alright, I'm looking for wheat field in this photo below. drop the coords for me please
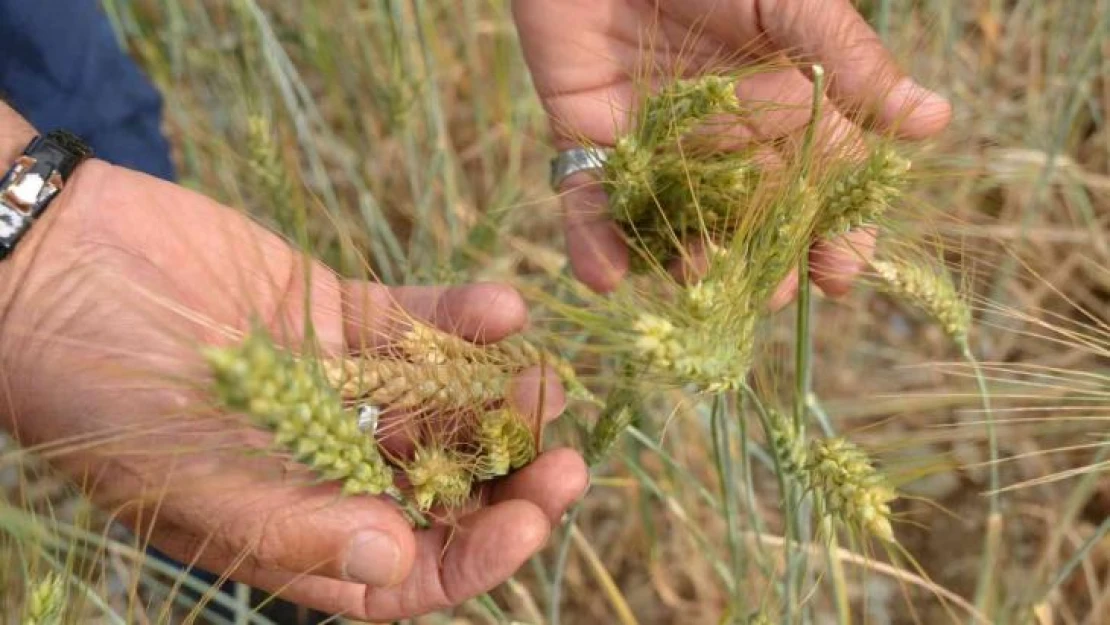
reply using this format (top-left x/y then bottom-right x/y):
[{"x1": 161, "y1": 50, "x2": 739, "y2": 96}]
[{"x1": 3, "y1": 1, "x2": 1110, "y2": 624}]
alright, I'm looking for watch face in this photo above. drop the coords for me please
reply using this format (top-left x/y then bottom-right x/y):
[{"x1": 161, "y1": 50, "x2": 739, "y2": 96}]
[{"x1": 6, "y1": 172, "x2": 45, "y2": 208}]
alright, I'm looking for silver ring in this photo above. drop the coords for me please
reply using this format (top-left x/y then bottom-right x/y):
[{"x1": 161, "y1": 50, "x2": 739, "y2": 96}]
[{"x1": 549, "y1": 146, "x2": 609, "y2": 191}]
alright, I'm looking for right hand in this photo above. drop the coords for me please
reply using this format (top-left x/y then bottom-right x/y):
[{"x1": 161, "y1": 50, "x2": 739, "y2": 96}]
[{"x1": 513, "y1": 0, "x2": 952, "y2": 298}]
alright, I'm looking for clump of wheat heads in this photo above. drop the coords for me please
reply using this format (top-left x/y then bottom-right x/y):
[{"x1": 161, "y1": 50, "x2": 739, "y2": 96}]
[
  {"x1": 583, "y1": 73, "x2": 914, "y2": 394},
  {"x1": 205, "y1": 322, "x2": 558, "y2": 511},
  {"x1": 203, "y1": 327, "x2": 395, "y2": 496},
  {"x1": 602, "y1": 74, "x2": 757, "y2": 269}
]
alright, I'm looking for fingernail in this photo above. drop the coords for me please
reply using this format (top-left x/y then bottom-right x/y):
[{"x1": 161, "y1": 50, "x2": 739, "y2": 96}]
[{"x1": 344, "y1": 530, "x2": 401, "y2": 587}]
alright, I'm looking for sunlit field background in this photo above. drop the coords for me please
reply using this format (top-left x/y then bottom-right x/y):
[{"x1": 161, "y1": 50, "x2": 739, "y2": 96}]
[{"x1": 4, "y1": 1, "x2": 1110, "y2": 623}]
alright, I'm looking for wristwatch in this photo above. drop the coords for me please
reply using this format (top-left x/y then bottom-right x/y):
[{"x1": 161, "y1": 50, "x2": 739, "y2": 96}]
[{"x1": 0, "y1": 130, "x2": 93, "y2": 260}]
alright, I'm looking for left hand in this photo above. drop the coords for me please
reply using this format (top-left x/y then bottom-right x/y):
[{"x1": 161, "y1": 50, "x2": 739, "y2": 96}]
[{"x1": 0, "y1": 150, "x2": 587, "y2": 619}]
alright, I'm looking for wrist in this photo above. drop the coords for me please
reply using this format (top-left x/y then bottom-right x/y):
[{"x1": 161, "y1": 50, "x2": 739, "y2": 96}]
[{"x1": 0, "y1": 102, "x2": 99, "y2": 302}]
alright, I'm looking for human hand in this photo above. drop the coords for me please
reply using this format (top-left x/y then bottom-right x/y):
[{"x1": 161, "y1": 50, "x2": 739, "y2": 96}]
[
  {"x1": 513, "y1": 0, "x2": 952, "y2": 298},
  {"x1": 0, "y1": 133, "x2": 587, "y2": 619}
]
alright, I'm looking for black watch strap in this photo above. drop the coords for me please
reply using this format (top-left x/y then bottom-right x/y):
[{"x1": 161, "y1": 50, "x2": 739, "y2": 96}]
[{"x1": 0, "y1": 130, "x2": 93, "y2": 259}]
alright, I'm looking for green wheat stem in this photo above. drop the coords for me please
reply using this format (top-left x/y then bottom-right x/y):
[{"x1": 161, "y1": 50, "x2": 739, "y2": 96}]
[
  {"x1": 387, "y1": 491, "x2": 431, "y2": 529},
  {"x1": 799, "y1": 64, "x2": 826, "y2": 182},
  {"x1": 736, "y1": 392, "x2": 773, "y2": 570},
  {"x1": 747, "y1": 386, "x2": 799, "y2": 618},
  {"x1": 628, "y1": 419, "x2": 773, "y2": 577},
  {"x1": 622, "y1": 455, "x2": 737, "y2": 589},
  {"x1": 794, "y1": 268, "x2": 814, "y2": 431},
  {"x1": 783, "y1": 63, "x2": 825, "y2": 621},
  {"x1": 709, "y1": 394, "x2": 745, "y2": 615},
  {"x1": 804, "y1": 392, "x2": 836, "y2": 438},
  {"x1": 547, "y1": 504, "x2": 582, "y2": 625},
  {"x1": 1028, "y1": 445, "x2": 1110, "y2": 609},
  {"x1": 962, "y1": 340, "x2": 1000, "y2": 619},
  {"x1": 1040, "y1": 516, "x2": 1110, "y2": 603},
  {"x1": 793, "y1": 62, "x2": 824, "y2": 437}
]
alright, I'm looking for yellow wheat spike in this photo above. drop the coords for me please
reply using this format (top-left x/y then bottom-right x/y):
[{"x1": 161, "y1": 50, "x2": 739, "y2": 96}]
[
  {"x1": 872, "y1": 258, "x2": 971, "y2": 344},
  {"x1": 323, "y1": 356, "x2": 507, "y2": 411}
]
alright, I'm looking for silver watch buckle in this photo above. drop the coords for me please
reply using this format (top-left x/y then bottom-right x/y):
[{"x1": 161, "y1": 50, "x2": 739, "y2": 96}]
[{"x1": 1, "y1": 156, "x2": 63, "y2": 215}]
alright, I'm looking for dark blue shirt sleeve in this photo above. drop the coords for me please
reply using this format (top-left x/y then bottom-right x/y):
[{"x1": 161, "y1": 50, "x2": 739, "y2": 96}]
[{"x1": 0, "y1": 0, "x2": 176, "y2": 181}]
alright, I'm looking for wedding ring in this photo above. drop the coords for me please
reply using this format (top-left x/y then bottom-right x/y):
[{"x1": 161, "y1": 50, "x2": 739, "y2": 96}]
[{"x1": 549, "y1": 146, "x2": 609, "y2": 191}]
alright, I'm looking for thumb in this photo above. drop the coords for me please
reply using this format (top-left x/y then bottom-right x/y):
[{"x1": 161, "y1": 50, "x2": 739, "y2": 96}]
[
  {"x1": 755, "y1": 0, "x2": 951, "y2": 139},
  {"x1": 143, "y1": 464, "x2": 418, "y2": 589}
]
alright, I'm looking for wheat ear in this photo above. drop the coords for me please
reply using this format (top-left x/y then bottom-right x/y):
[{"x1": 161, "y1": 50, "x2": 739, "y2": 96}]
[
  {"x1": 872, "y1": 258, "x2": 971, "y2": 343},
  {"x1": 323, "y1": 356, "x2": 507, "y2": 411},
  {"x1": 22, "y1": 573, "x2": 65, "y2": 625},
  {"x1": 817, "y1": 145, "x2": 910, "y2": 237},
  {"x1": 405, "y1": 445, "x2": 473, "y2": 511},
  {"x1": 475, "y1": 409, "x2": 537, "y2": 480},
  {"x1": 203, "y1": 329, "x2": 394, "y2": 496},
  {"x1": 806, "y1": 437, "x2": 898, "y2": 543}
]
